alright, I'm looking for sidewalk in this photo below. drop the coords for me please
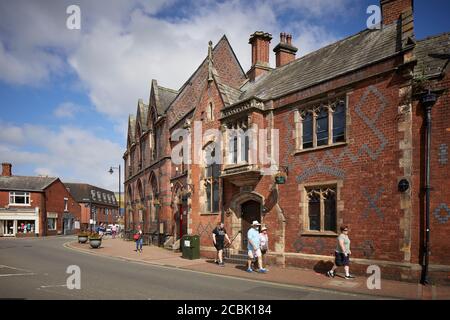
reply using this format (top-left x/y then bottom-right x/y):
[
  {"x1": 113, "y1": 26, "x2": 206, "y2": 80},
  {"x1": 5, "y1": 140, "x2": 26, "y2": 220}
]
[{"x1": 66, "y1": 237, "x2": 450, "y2": 300}]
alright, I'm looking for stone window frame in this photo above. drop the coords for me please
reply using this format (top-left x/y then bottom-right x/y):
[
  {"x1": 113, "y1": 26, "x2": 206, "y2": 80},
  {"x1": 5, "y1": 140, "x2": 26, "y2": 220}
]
[
  {"x1": 299, "y1": 180, "x2": 344, "y2": 236},
  {"x1": 294, "y1": 96, "x2": 348, "y2": 154},
  {"x1": 202, "y1": 141, "x2": 221, "y2": 215}
]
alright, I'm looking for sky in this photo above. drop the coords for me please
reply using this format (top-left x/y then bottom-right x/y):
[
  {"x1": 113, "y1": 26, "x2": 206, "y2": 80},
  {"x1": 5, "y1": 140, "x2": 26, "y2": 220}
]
[{"x1": 0, "y1": 0, "x2": 449, "y2": 192}]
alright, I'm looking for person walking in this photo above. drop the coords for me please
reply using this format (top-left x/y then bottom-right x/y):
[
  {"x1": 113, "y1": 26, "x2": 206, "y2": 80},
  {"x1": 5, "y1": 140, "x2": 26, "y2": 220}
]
[
  {"x1": 212, "y1": 222, "x2": 231, "y2": 267},
  {"x1": 259, "y1": 226, "x2": 269, "y2": 270},
  {"x1": 134, "y1": 225, "x2": 143, "y2": 253},
  {"x1": 327, "y1": 225, "x2": 355, "y2": 279},
  {"x1": 111, "y1": 223, "x2": 117, "y2": 239},
  {"x1": 246, "y1": 220, "x2": 267, "y2": 273}
]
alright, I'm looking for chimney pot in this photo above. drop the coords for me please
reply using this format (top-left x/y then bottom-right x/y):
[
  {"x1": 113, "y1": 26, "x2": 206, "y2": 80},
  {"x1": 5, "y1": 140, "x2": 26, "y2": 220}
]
[
  {"x1": 2, "y1": 163, "x2": 12, "y2": 177},
  {"x1": 273, "y1": 32, "x2": 298, "y2": 68}
]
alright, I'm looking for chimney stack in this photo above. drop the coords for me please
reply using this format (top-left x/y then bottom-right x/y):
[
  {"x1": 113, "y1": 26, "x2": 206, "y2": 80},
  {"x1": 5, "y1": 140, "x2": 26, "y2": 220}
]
[
  {"x1": 2, "y1": 163, "x2": 12, "y2": 177},
  {"x1": 247, "y1": 31, "x2": 272, "y2": 82},
  {"x1": 380, "y1": 0, "x2": 413, "y2": 26},
  {"x1": 273, "y1": 32, "x2": 298, "y2": 68}
]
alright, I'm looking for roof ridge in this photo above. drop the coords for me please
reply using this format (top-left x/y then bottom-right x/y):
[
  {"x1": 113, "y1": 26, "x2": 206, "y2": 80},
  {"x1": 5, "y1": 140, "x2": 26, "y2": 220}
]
[
  {"x1": 417, "y1": 31, "x2": 450, "y2": 42},
  {"x1": 157, "y1": 85, "x2": 178, "y2": 94}
]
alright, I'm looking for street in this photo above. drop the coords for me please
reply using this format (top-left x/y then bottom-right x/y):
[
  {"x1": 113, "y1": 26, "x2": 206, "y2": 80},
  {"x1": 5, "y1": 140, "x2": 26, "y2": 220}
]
[{"x1": 0, "y1": 237, "x2": 389, "y2": 300}]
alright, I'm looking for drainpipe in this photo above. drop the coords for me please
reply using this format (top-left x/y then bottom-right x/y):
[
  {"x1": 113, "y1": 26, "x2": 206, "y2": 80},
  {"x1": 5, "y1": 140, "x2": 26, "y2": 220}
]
[{"x1": 420, "y1": 90, "x2": 437, "y2": 285}]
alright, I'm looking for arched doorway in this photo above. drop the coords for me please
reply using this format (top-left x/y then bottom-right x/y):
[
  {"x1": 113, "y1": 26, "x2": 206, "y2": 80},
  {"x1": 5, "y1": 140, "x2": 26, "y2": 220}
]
[{"x1": 241, "y1": 200, "x2": 261, "y2": 250}]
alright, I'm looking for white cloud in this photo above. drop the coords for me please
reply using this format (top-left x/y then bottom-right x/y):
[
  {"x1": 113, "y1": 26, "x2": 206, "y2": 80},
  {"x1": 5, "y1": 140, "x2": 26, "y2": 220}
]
[
  {"x1": 0, "y1": 122, "x2": 123, "y2": 191},
  {"x1": 53, "y1": 102, "x2": 81, "y2": 118}
]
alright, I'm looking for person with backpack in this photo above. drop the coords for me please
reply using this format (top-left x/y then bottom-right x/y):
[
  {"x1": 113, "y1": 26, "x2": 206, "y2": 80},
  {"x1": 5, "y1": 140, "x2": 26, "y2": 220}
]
[{"x1": 134, "y1": 225, "x2": 143, "y2": 253}]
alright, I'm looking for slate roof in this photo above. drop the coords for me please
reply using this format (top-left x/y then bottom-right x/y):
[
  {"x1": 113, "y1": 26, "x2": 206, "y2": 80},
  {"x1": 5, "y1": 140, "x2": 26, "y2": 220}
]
[
  {"x1": 0, "y1": 176, "x2": 58, "y2": 192},
  {"x1": 64, "y1": 183, "x2": 117, "y2": 206},
  {"x1": 414, "y1": 32, "x2": 450, "y2": 78},
  {"x1": 157, "y1": 86, "x2": 178, "y2": 114},
  {"x1": 239, "y1": 23, "x2": 400, "y2": 101},
  {"x1": 137, "y1": 99, "x2": 149, "y2": 132},
  {"x1": 128, "y1": 115, "x2": 136, "y2": 144}
]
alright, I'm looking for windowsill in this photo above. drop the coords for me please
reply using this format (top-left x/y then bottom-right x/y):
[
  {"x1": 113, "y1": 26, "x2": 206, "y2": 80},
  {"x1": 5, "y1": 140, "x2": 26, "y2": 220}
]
[
  {"x1": 292, "y1": 141, "x2": 347, "y2": 155},
  {"x1": 200, "y1": 212, "x2": 220, "y2": 216},
  {"x1": 8, "y1": 204, "x2": 31, "y2": 207},
  {"x1": 301, "y1": 231, "x2": 338, "y2": 237}
]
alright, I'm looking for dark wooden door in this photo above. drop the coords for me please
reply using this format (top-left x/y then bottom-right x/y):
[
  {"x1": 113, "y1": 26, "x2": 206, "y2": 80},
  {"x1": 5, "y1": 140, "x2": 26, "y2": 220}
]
[{"x1": 241, "y1": 200, "x2": 261, "y2": 249}]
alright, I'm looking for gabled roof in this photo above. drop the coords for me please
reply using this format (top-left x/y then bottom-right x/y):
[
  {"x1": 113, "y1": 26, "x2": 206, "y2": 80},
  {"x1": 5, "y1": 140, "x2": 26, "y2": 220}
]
[
  {"x1": 136, "y1": 99, "x2": 149, "y2": 133},
  {"x1": 414, "y1": 32, "x2": 450, "y2": 78},
  {"x1": 239, "y1": 23, "x2": 400, "y2": 101},
  {"x1": 0, "y1": 176, "x2": 58, "y2": 192},
  {"x1": 64, "y1": 182, "x2": 117, "y2": 206},
  {"x1": 158, "y1": 85, "x2": 178, "y2": 114},
  {"x1": 127, "y1": 114, "x2": 136, "y2": 145},
  {"x1": 166, "y1": 35, "x2": 247, "y2": 128}
]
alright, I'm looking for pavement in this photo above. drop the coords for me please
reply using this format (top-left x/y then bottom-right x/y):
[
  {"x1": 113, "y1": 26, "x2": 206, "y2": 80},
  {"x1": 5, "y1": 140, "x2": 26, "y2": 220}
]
[{"x1": 67, "y1": 237, "x2": 450, "y2": 300}]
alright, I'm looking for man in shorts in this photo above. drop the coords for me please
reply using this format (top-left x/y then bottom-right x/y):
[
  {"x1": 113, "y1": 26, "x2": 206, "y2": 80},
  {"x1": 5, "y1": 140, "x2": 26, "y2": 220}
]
[
  {"x1": 212, "y1": 222, "x2": 231, "y2": 267},
  {"x1": 246, "y1": 220, "x2": 267, "y2": 273}
]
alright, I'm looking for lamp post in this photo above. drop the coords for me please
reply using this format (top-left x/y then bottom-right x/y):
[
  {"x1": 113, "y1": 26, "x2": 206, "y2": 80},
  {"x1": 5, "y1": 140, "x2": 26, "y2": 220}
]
[{"x1": 108, "y1": 165, "x2": 121, "y2": 226}]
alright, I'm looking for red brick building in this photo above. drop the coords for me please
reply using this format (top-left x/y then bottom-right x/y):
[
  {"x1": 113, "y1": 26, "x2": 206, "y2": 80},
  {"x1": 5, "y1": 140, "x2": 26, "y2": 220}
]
[
  {"x1": 64, "y1": 183, "x2": 120, "y2": 231},
  {"x1": 124, "y1": 0, "x2": 450, "y2": 282},
  {"x1": 0, "y1": 163, "x2": 81, "y2": 237}
]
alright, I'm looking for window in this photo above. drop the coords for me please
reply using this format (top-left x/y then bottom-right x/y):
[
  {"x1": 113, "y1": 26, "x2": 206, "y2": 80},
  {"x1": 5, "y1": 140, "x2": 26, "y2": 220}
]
[
  {"x1": 9, "y1": 192, "x2": 30, "y2": 205},
  {"x1": 91, "y1": 190, "x2": 96, "y2": 201},
  {"x1": 228, "y1": 128, "x2": 249, "y2": 164},
  {"x1": 316, "y1": 107, "x2": 329, "y2": 147},
  {"x1": 64, "y1": 198, "x2": 68, "y2": 212},
  {"x1": 297, "y1": 97, "x2": 346, "y2": 150},
  {"x1": 333, "y1": 100, "x2": 346, "y2": 143},
  {"x1": 47, "y1": 218, "x2": 57, "y2": 230},
  {"x1": 302, "y1": 113, "x2": 313, "y2": 149},
  {"x1": 206, "y1": 102, "x2": 214, "y2": 121},
  {"x1": 205, "y1": 144, "x2": 220, "y2": 213},
  {"x1": 306, "y1": 186, "x2": 337, "y2": 232}
]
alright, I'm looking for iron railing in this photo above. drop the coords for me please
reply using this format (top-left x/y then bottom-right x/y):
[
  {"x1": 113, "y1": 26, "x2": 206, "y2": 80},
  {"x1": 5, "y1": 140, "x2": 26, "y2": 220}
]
[{"x1": 223, "y1": 231, "x2": 241, "y2": 259}]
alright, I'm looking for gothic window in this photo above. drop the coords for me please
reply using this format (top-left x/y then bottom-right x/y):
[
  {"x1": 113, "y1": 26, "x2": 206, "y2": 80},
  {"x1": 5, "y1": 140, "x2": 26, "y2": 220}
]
[
  {"x1": 297, "y1": 97, "x2": 346, "y2": 151},
  {"x1": 306, "y1": 186, "x2": 337, "y2": 232},
  {"x1": 205, "y1": 144, "x2": 220, "y2": 213}
]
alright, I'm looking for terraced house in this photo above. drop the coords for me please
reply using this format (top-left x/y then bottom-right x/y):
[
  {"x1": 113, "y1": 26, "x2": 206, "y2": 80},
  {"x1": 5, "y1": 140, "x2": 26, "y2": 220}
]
[{"x1": 124, "y1": 0, "x2": 450, "y2": 282}]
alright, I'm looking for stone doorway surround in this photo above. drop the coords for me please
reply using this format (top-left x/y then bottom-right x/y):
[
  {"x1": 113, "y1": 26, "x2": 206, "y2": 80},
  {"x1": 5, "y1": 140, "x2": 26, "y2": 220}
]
[{"x1": 227, "y1": 191, "x2": 264, "y2": 251}]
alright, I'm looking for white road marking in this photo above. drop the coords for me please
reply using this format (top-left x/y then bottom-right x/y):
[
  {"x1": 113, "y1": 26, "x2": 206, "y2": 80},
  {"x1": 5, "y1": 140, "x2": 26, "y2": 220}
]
[
  {"x1": 39, "y1": 284, "x2": 67, "y2": 289},
  {"x1": 0, "y1": 264, "x2": 33, "y2": 273},
  {"x1": 0, "y1": 273, "x2": 36, "y2": 277}
]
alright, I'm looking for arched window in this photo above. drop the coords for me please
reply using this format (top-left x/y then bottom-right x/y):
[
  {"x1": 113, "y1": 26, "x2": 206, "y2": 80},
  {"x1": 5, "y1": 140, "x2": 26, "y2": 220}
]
[{"x1": 207, "y1": 102, "x2": 214, "y2": 121}]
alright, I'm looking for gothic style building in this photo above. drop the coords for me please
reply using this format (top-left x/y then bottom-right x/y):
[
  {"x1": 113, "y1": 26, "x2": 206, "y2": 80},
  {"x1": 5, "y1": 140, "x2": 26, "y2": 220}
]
[{"x1": 124, "y1": 0, "x2": 450, "y2": 282}]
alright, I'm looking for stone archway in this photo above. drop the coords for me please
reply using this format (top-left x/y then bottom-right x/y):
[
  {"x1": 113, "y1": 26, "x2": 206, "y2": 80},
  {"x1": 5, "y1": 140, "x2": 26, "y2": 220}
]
[{"x1": 228, "y1": 192, "x2": 264, "y2": 251}]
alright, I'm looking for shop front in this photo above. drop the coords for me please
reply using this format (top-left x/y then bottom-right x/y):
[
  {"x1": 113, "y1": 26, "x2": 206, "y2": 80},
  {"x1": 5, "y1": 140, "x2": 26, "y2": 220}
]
[{"x1": 0, "y1": 207, "x2": 40, "y2": 237}]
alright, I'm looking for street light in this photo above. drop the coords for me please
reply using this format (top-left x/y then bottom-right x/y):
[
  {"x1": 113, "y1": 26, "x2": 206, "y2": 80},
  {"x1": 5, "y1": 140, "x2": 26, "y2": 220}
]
[{"x1": 108, "y1": 165, "x2": 121, "y2": 227}]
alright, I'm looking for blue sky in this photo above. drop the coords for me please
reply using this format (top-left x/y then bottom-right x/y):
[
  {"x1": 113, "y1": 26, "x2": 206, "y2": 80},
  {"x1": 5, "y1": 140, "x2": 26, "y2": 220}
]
[{"x1": 0, "y1": 0, "x2": 449, "y2": 191}]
